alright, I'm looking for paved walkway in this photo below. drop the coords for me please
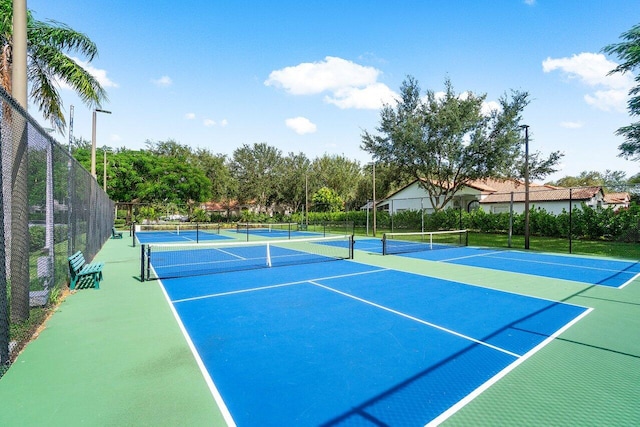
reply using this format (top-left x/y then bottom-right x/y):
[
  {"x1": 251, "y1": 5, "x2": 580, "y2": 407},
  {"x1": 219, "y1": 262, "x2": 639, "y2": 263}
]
[{"x1": 0, "y1": 237, "x2": 226, "y2": 426}]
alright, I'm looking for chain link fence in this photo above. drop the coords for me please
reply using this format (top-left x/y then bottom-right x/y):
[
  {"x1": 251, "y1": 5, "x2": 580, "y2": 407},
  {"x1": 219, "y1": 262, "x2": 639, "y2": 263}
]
[{"x1": 0, "y1": 87, "x2": 114, "y2": 376}]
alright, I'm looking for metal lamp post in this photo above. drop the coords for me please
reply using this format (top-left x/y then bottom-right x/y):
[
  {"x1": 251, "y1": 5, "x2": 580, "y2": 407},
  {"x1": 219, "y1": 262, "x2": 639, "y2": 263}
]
[
  {"x1": 520, "y1": 124, "x2": 530, "y2": 250},
  {"x1": 103, "y1": 146, "x2": 107, "y2": 192},
  {"x1": 91, "y1": 109, "x2": 111, "y2": 179},
  {"x1": 372, "y1": 162, "x2": 376, "y2": 237}
]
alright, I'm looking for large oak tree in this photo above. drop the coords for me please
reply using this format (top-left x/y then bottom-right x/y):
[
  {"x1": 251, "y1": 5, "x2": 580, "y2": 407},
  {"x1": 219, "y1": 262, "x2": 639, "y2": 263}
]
[{"x1": 362, "y1": 76, "x2": 561, "y2": 211}]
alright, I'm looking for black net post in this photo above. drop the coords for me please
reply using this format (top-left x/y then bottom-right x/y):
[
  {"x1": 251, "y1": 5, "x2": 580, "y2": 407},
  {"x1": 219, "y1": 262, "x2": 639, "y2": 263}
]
[
  {"x1": 349, "y1": 235, "x2": 354, "y2": 259},
  {"x1": 140, "y1": 244, "x2": 146, "y2": 281}
]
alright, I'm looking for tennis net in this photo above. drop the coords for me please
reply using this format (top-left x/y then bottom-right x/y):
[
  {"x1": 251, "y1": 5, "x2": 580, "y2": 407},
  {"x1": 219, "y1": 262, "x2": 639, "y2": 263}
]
[
  {"x1": 141, "y1": 234, "x2": 354, "y2": 280},
  {"x1": 133, "y1": 223, "x2": 221, "y2": 245},
  {"x1": 382, "y1": 230, "x2": 468, "y2": 255}
]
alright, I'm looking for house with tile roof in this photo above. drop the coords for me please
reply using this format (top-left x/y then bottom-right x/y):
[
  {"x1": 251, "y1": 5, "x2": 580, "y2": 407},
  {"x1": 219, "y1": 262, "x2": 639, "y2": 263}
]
[
  {"x1": 603, "y1": 192, "x2": 631, "y2": 210},
  {"x1": 373, "y1": 178, "x2": 622, "y2": 215}
]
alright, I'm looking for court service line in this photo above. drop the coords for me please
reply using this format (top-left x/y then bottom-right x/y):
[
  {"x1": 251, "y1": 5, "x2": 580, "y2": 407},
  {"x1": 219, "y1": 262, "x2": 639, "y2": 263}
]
[
  {"x1": 437, "y1": 250, "x2": 506, "y2": 263},
  {"x1": 309, "y1": 281, "x2": 522, "y2": 359},
  {"x1": 214, "y1": 247, "x2": 246, "y2": 260},
  {"x1": 171, "y1": 268, "x2": 391, "y2": 304}
]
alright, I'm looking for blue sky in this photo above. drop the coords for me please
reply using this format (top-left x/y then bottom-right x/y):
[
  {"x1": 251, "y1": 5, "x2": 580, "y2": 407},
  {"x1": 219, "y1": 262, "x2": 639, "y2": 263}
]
[{"x1": 29, "y1": 0, "x2": 639, "y2": 182}]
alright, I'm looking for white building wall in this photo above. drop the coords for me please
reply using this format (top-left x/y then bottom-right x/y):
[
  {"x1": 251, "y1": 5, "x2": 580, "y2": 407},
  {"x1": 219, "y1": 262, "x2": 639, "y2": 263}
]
[
  {"x1": 482, "y1": 200, "x2": 596, "y2": 215},
  {"x1": 385, "y1": 181, "x2": 482, "y2": 214}
]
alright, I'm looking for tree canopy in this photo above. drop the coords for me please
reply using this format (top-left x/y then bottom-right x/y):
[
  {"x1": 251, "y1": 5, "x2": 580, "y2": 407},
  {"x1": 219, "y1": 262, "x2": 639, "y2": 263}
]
[
  {"x1": 603, "y1": 22, "x2": 640, "y2": 160},
  {"x1": 361, "y1": 76, "x2": 561, "y2": 211},
  {"x1": 547, "y1": 170, "x2": 629, "y2": 192}
]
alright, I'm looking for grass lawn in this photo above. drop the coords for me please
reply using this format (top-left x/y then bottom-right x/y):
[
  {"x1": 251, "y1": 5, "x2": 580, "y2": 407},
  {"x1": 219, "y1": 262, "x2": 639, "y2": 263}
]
[{"x1": 353, "y1": 227, "x2": 639, "y2": 260}]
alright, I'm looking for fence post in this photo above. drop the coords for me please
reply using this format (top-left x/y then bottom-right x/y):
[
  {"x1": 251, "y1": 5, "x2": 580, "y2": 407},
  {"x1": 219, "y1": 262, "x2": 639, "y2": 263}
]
[
  {"x1": 508, "y1": 192, "x2": 513, "y2": 248},
  {"x1": 569, "y1": 188, "x2": 573, "y2": 254},
  {"x1": 0, "y1": 122, "x2": 8, "y2": 369},
  {"x1": 10, "y1": 110, "x2": 29, "y2": 323}
]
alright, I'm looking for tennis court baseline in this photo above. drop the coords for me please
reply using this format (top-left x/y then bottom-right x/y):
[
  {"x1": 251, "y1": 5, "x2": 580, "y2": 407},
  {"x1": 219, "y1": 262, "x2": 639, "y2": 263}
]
[{"x1": 159, "y1": 259, "x2": 589, "y2": 426}]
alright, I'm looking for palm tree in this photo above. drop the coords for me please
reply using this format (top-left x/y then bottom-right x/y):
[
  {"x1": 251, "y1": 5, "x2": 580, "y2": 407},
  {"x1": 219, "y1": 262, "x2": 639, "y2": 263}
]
[{"x1": 0, "y1": 0, "x2": 107, "y2": 132}]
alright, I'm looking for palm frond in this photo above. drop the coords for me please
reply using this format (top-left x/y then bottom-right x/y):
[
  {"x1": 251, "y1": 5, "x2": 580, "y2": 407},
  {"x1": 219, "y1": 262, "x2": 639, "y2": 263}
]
[{"x1": 28, "y1": 20, "x2": 99, "y2": 61}]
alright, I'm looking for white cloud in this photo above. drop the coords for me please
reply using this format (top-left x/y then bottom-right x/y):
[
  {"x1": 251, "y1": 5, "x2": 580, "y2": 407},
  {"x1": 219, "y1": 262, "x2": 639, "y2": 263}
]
[
  {"x1": 524, "y1": 0, "x2": 536, "y2": 5},
  {"x1": 481, "y1": 100, "x2": 501, "y2": 116},
  {"x1": 151, "y1": 75, "x2": 173, "y2": 88},
  {"x1": 560, "y1": 121, "x2": 584, "y2": 129},
  {"x1": 542, "y1": 52, "x2": 634, "y2": 112},
  {"x1": 185, "y1": 112, "x2": 196, "y2": 120},
  {"x1": 110, "y1": 134, "x2": 122, "y2": 142},
  {"x1": 325, "y1": 82, "x2": 397, "y2": 109},
  {"x1": 285, "y1": 117, "x2": 317, "y2": 135},
  {"x1": 201, "y1": 118, "x2": 228, "y2": 128},
  {"x1": 265, "y1": 56, "x2": 396, "y2": 109}
]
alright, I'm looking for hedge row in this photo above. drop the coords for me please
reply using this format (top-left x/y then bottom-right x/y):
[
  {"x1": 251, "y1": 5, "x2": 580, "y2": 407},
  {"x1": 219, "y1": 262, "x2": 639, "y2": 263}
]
[{"x1": 291, "y1": 203, "x2": 640, "y2": 242}]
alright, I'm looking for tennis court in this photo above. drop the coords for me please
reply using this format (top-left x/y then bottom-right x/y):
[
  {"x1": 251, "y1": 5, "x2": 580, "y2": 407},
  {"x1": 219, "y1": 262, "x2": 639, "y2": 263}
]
[
  {"x1": 151, "y1": 238, "x2": 590, "y2": 426},
  {"x1": 394, "y1": 246, "x2": 639, "y2": 289},
  {"x1": 375, "y1": 231, "x2": 640, "y2": 288}
]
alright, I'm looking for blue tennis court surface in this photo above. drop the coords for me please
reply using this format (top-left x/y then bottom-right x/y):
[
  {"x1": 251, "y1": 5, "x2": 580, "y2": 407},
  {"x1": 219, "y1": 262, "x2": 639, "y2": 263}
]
[
  {"x1": 395, "y1": 246, "x2": 640, "y2": 288},
  {"x1": 160, "y1": 260, "x2": 589, "y2": 426}
]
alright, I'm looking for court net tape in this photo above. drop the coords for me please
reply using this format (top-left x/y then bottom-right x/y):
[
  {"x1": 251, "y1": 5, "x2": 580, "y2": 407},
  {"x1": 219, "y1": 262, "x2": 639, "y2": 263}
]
[
  {"x1": 382, "y1": 230, "x2": 468, "y2": 255},
  {"x1": 141, "y1": 234, "x2": 354, "y2": 280}
]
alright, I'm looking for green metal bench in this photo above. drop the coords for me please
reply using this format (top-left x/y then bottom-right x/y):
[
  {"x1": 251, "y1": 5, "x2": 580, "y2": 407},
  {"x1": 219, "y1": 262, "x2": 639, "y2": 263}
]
[
  {"x1": 68, "y1": 251, "x2": 104, "y2": 290},
  {"x1": 111, "y1": 227, "x2": 123, "y2": 239}
]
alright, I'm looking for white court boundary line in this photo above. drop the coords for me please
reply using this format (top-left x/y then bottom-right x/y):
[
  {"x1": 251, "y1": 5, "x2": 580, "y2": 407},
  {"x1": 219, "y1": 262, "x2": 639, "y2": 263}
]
[
  {"x1": 156, "y1": 279, "x2": 237, "y2": 427},
  {"x1": 427, "y1": 307, "x2": 593, "y2": 426},
  {"x1": 620, "y1": 271, "x2": 640, "y2": 289}
]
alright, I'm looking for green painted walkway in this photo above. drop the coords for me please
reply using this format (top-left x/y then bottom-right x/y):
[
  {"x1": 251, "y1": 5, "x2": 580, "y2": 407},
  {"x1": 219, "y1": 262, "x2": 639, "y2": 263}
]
[
  {"x1": 0, "y1": 236, "x2": 639, "y2": 425},
  {"x1": 0, "y1": 237, "x2": 226, "y2": 426}
]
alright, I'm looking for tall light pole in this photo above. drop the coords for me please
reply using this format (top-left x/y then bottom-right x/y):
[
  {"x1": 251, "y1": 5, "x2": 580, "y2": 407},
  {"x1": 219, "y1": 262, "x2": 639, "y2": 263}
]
[
  {"x1": 91, "y1": 109, "x2": 111, "y2": 179},
  {"x1": 520, "y1": 124, "x2": 530, "y2": 250},
  {"x1": 372, "y1": 162, "x2": 376, "y2": 237},
  {"x1": 103, "y1": 146, "x2": 107, "y2": 192}
]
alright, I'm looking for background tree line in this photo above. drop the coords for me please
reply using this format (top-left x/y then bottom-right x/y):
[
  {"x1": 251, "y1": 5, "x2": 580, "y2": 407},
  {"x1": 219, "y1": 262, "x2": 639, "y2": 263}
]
[
  {"x1": 69, "y1": 134, "x2": 639, "y2": 222},
  {"x1": 71, "y1": 138, "x2": 407, "y2": 216}
]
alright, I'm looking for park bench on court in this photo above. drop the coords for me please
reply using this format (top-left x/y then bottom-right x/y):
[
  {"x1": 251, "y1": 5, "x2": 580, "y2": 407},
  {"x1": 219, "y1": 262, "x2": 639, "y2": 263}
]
[
  {"x1": 111, "y1": 227, "x2": 123, "y2": 239},
  {"x1": 68, "y1": 251, "x2": 104, "y2": 289}
]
